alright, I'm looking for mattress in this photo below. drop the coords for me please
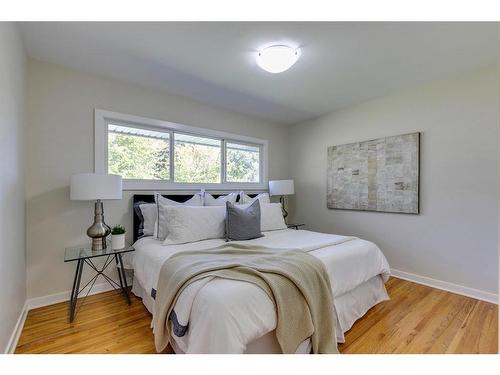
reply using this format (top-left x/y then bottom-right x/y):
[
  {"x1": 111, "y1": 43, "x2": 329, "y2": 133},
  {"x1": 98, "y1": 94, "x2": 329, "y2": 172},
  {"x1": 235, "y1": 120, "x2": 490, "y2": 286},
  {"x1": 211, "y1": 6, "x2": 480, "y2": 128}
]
[{"x1": 128, "y1": 229, "x2": 391, "y2": 353}]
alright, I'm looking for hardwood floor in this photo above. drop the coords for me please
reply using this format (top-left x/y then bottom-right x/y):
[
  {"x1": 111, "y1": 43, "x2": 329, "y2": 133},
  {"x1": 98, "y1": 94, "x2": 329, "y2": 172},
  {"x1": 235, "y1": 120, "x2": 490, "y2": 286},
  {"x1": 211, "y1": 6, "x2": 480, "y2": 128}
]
[
  {"x1": 16, "y1": 289, "x2": 163, "y2": 354},
  {"x1": 338, "y1": 278, "x2": 498, "y2": 353},
  {"x1": 15, "y1": 277, "x2": 498, "y2": 354}
]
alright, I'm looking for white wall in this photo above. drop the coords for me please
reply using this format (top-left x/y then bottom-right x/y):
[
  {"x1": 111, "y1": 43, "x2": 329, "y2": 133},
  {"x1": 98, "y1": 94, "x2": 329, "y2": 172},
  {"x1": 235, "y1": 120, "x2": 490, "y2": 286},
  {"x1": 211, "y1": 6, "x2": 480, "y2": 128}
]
[
  {"x1": 25, "y1": 60, "x2": 290, "y2": 299},
  {"x1": 289, "y1": 66, "x2": 499, "y2": 295},
  {"x1": 22, "y1": 55, "x2": 500, "y2": 303},
  {"x1": 0, "y1": 23, "x2": 26, "y2": 352}
]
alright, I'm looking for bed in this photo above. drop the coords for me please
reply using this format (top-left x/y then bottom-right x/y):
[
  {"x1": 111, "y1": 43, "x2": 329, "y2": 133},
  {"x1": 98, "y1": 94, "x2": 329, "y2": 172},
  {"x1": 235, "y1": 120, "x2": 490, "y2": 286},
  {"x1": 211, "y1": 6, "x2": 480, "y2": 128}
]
[{"x1": 127, "y1": 194, "x2": 391, "y2": 354}]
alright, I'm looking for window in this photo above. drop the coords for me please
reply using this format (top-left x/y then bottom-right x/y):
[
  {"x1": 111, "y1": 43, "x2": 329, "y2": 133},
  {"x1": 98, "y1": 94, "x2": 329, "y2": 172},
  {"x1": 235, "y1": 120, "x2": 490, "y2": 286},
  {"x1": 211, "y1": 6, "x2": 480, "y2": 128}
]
[
  {"x1": 107, "y1": 124, "x2": 170, "y2": 180},
  {"x1": 226, "y1": 142, "x2": 260, "y2": 183},
  {"x1": 95, "y1": 110, "x2": 268, "y2": 190},
  {"x1": 174, "y1": 133, "x2": 221, "y2": 183}
]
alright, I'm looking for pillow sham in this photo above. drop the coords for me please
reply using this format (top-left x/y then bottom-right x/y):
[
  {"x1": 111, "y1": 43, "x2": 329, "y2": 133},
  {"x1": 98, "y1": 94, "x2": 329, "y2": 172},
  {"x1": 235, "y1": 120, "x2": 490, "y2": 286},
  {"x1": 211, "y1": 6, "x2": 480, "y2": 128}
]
[
  {"x1": 260, "y1": 203, "x2": 287, "y2": 231},
  {"x1": 204, "y1": 192, "x2": 238, "y2": 206},
  {"x1": 137, "y1": 202, "x2": 157, "y2": 237},
  {"x1": 238, "y1": 191, "x2": 271, "y2": 205},
  {"x1": 155, "y1": 192, "x2": 204, "y2": 207},
  {"x1": 155, "y1": 192, "x2": 204, "y2": 240},
  {"x1": 162, "y1": 205, "x2": 226, "y2": 245},
  {"x1": 234, "y1": 202, "x2": 287, "y2": 232},
  {"x1": 225, "y1": 200, "x2": 263, "y2": 241}
]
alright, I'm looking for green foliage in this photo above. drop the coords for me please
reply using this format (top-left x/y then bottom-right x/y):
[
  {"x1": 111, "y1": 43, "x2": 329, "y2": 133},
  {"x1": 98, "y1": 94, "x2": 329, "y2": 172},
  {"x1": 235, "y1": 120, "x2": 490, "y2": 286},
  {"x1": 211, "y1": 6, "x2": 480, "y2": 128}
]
[
  {"x1": 108, "y1": 132, "x2": 260, "y2": 183},
  {"x1": 111, "y1": 225, "x2": 126, "y2": 235},
  {"x1": 174, "y1": 142, "x2": 220, "y2": 183},
  {"x1": 226, "y1": 148, "x2": 259, "y2": 182},
  {"x1": 108, "y1": 133, "x2": 169, "y2": 180}
]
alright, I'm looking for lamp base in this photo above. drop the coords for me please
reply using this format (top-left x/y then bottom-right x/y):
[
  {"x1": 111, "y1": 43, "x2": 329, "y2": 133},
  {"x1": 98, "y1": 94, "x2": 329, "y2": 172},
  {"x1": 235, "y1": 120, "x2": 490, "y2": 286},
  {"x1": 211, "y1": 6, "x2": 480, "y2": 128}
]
[
  {"x1": 91, "y1": 237, "x2": 107, "y2": 252},
  {"x1": 87, "y1": 199, "x2": 111, "y2": 252}
]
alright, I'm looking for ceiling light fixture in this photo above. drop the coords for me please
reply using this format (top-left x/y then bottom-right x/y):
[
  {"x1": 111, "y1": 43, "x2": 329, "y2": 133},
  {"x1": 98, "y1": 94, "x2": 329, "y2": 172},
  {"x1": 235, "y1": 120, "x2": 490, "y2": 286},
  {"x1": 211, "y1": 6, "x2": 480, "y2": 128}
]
[{"x1": 256, "y1": 45, "x2": 300, "y2": 74}]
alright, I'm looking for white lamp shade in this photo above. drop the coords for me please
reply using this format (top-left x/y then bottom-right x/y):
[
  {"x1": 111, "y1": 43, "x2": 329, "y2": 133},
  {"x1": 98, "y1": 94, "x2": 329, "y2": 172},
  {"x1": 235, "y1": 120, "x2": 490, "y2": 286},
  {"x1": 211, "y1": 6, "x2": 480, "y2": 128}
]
[
  {"x1": 269, "y1": 180, "x2": 295, "y2": 196},
  {"x1": 70, "y1": 173, "x2": 123, "y2": 200}
]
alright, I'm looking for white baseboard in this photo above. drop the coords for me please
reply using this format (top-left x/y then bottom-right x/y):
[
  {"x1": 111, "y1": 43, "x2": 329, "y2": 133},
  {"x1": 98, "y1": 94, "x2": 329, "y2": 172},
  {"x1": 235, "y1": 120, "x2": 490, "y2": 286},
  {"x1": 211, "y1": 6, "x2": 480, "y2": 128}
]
[
  {"x1": 26, "y1": 274, "x2": 133, "y2": 310},
  {"x1": 4, "y1": 302, "x2": 28, "y2": 354},
  {"x1": 391, "y1": 269, "x2": 498, "y2": 304},
  {"x1": 26, "y1": 282, "x2": 117, "y2": 310}
]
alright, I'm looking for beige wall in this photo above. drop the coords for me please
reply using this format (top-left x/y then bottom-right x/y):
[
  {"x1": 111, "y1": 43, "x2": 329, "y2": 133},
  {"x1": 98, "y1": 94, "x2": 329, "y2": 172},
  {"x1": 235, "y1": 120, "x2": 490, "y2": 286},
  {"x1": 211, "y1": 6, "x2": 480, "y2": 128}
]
[
  {"x1": 25, "y1": 60, "x2": 290, "y2": 299},
  {"x1": 0, "y1": 23, "x2": 26, "y2": 352},
  {"x1": 289, "y1": 67, "x2": 499, "y2": 294}
]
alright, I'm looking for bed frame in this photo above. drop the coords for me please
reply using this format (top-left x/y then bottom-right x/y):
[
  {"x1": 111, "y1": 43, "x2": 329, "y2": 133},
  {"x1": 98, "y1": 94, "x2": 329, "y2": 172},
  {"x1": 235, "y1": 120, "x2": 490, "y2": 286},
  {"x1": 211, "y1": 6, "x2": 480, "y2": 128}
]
[{"x1": 132, "y1": 193, "x2": 259, "y2": 243}]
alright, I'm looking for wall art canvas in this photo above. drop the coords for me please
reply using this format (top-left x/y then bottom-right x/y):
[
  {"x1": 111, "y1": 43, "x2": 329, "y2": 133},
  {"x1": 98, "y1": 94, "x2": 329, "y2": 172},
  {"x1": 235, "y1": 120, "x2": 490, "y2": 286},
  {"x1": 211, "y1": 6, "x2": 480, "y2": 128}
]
[{"x1": 327, "y1": 132, "x2": 420, "y2": 214}]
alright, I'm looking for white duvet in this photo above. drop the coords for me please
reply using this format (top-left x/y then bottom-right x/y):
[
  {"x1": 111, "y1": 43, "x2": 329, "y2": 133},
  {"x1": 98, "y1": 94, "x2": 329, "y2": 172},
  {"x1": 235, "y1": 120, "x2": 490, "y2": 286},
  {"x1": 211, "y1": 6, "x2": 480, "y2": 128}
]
[{"x1": 129, "y1": 229, "x2": 391, "y2": 353}]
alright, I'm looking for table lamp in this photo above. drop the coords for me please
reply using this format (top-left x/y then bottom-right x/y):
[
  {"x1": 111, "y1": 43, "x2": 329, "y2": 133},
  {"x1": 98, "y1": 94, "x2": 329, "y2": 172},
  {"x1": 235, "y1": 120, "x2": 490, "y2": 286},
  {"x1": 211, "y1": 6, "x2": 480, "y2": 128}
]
[
  {"x1": 269, "y1": 179, "x2": 295, "y2": 220},
  {"x1": 70, "y1": 173, "x2": 122, "y2": 251}
]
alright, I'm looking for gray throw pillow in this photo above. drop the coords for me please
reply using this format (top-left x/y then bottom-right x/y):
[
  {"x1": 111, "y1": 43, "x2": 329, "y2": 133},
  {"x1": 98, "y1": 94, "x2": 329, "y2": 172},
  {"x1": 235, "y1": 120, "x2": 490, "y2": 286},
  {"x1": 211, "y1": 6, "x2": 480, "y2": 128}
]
[{"x1": 225, "y1": 200, "x2": 263, "y2": 241}]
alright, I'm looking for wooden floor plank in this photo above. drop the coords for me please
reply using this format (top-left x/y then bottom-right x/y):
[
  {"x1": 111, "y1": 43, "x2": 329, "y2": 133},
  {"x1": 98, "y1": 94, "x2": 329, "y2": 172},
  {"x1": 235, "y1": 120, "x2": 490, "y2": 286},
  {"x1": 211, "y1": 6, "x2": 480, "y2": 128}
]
[
  {"x1": 338, "y1": 280, "x2": 435, "y2": 353},
  {"x1": 15, "y1": 278, "x2": 498, "y2": 354}
]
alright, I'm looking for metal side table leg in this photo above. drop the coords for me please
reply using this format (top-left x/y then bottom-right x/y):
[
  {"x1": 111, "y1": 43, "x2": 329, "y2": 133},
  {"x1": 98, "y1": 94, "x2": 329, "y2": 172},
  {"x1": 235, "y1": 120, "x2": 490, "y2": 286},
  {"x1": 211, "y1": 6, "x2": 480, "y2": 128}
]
[
  {"x1": 117, "y1": 253, "x2": 131, "y2": 305},
  {"x1": 69, "y1": 259, "x2": 84, "y2": 322},
  {"x1": 114, "y1": 254, "x2": 125, "y2": 292}
]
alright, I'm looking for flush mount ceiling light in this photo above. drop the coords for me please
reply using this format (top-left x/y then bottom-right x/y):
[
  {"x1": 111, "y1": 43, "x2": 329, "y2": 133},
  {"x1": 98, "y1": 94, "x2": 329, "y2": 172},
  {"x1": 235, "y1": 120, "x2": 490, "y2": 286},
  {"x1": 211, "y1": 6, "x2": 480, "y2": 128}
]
[{"x1": 256, "y1": 45, "x2": 300, "y2": 74}]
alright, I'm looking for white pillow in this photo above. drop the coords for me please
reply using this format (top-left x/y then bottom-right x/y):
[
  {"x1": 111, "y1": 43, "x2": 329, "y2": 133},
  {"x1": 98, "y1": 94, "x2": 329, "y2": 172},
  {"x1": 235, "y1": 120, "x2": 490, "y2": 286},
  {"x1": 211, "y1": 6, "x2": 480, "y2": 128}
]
[
  {"x1": 139, "y1": 203, "x2": 157, "y2": 236},
  {"x1": 162, "y1": 206, "x2": 226, "y2": 245},
  {"x1": 155, "y1": 192, "x2": 204, "y2": 240},
  {"x1": 239, "y1": 191, "x2": 271, "y2": 205},
  {"x1": 156, "y1": 192, "x2": 203, "y2": 207},
  {"x1": 204, "y1": 192, "x2": 237, "y2": 206},
  {"x1": 235, "y1": 202, "x2": 287, "y2": 232},
  {"x1": 260, "y1": 203, "x2": 287, "y2": 231}
]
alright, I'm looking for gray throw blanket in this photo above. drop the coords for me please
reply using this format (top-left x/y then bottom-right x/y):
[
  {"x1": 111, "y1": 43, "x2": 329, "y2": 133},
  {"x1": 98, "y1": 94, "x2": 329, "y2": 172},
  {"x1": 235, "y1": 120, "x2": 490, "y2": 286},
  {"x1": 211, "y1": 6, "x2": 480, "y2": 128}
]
[{"x1": 152, "y1": 243, "x2": 338, "y2": 354}]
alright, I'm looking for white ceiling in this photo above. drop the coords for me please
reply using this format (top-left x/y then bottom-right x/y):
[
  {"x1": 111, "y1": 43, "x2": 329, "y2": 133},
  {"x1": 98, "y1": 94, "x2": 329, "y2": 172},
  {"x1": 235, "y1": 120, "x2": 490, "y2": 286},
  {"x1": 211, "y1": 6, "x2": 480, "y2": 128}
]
[{"x1": 19, "y1": 22, "x2": 498, "y2": 125}]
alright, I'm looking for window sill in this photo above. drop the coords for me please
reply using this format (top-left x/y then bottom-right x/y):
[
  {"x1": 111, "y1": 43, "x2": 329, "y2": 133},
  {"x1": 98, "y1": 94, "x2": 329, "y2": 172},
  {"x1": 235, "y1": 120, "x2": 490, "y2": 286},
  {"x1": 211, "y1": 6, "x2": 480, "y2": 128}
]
[{"x1": 122, "y1": 180, "x2": 268, "y2": 191}]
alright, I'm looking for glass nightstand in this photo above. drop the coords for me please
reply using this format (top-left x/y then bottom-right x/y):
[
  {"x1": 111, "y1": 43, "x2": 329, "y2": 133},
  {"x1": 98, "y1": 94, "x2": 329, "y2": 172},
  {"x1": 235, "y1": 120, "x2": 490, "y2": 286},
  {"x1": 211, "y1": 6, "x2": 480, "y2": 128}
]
[{"x1": 64, "y1": 242, "x2": 134, "y2": 322}]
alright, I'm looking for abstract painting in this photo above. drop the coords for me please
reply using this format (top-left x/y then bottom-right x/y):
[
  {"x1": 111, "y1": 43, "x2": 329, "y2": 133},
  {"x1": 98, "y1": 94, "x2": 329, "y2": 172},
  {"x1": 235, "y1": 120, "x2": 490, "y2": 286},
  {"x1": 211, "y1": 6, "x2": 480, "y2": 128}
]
[{"x1": 327, "y1": 132, "x2": 420, "y2": 214}]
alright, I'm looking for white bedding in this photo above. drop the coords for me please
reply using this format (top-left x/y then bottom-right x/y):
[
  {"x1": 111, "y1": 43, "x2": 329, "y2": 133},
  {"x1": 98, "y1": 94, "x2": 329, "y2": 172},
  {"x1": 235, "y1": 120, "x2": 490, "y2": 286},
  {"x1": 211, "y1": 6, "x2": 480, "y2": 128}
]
[{"x1": 129, "y1": 229, "x2": 391, "y2": 353}]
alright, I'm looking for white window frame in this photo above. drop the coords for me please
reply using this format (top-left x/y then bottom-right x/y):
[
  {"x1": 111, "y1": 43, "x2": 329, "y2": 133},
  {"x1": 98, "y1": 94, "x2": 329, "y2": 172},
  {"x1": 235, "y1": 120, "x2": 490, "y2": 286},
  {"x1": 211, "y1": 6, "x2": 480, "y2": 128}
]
[{"x1": 95, "y1": 109, "x2": 269, "y2": 191}]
